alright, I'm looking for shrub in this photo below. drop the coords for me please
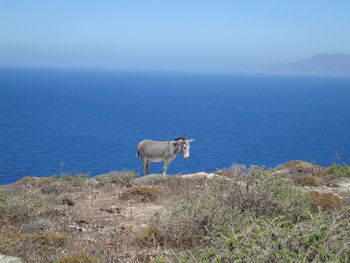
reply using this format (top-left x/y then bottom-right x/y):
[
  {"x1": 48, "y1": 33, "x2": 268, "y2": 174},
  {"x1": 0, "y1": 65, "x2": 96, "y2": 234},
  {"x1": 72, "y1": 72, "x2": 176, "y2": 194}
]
[
  {"x1": 281, "y1": 160, "x2": 327, "y2": 179},
  {"x1": 216, "y1": 163, "x2": 247, "y2": 178},
  {"x1": 61, "y1": 173, "x2": 75, "y2": 181},
  {"x1": 110, "y1": 170, "x2": 137, "y2": 186},
  {"x1": 0, "y1": 231, "x2": 68, "y2": 259},
  {"x1": 146, "y1": 167, "x2": 313, "y2": 251},
  {"x1": 21, "y1": 218, "x2": 56, "y2": 233},
  {"x1": 41, "y1": 181, "x2": 64, "y2": 194},
  {"x1": 146, "y1": 187, "x2": 236, "y2": 249},
  {"x1": 310, "y1": 191, "x2": 342, "y2": 211},
  {"x1": 226, "y1": 214, "x2": 349, "y2": 262},
  {"x1": 60, "y1": 173, "x2": 89, "y2": 185},
  {"x1": 327, "y1": 164, "x2": 350, "y2": 179},
  {"x1": 134, "y1": 175, "x2": 210, "y2": 199},
  {"x1": 16, "y1": 176, "x2": 51, "y2": 185},
  {"x1": 224, "y1": 166, "x2": 311, "y2": 220},
  {"x1": 96, "y1": 170, "x2": 137, "y2": 187},
  {"x1": 0, "y1": 192, "x2": 43, "y2": 221},
  {"x1": 120, "y1": 186, "x2": 160, "y2": 202},
  {"x1": 53, "y1": 253, "x2": 101, "y2": 263},
  {"x1": 76, "y1": 173, "x2": 91, "y2": 179},
  {"x1": 294, "y1": 175, "x2": 320, "y2": 187},
  {"x1": 0, "y1": 192, "x2": 5, "y2": 203},
  {"x1": 135, "y1": 227, "x2": 164, "y2": 247},
  {"x1": 177, "y1": 211, "x2": 350, "y2": 263}
]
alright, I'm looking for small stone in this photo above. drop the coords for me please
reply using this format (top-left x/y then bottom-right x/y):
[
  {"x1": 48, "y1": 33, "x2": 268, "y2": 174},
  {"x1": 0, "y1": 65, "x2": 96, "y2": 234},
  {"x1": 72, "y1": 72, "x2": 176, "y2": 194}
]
[
  {"x1": 206, "y1": 173, "x2": 217, "y2": 179},
  {"x1": 62, "y1": 198, "x2": 74, "y2": 206},
  {"x1": 0, "y1": 254, "x2": 23, "y2": 263},
  {"x1": 76, "y1": 220, "x2": 89, "y2": 224},
  {"x1": 68, "y1": 224, "x2": 86, "y2": 232},
  {"x1": 100, "y1": 207, "x2": 121, "y2": 214},
  {"x1": 87, "y1": 178, "x2": 99, "y2": 186},
  {"x1": 21, "y1": 218, "x2": 55, "y2": 233}
]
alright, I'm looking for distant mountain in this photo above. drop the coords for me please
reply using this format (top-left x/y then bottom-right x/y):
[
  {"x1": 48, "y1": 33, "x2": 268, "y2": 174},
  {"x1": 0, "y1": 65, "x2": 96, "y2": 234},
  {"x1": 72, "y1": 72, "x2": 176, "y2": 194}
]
[{"x1": 259, "y1": 54, "x2": 350, "y2": 76}]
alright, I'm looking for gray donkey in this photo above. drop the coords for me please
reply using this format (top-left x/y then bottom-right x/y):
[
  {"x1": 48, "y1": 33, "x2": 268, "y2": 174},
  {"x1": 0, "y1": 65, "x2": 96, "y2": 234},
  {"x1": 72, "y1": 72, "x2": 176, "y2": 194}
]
[{"x1": 137, "y1": 135, "x2": 195, "y2": 175}]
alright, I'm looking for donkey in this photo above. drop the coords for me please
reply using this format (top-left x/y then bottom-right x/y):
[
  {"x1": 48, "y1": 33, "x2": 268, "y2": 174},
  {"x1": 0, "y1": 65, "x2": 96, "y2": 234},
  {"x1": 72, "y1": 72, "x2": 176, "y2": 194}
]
[{"x1": 136, "y1": 135, "x2": 195, "y2": 175}]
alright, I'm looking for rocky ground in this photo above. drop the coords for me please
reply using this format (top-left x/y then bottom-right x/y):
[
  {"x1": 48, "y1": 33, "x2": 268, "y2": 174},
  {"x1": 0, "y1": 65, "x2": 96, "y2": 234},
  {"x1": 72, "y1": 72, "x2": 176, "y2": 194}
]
[{"x1": 0, "y1": 161, "x2": 349, "y2": 263}]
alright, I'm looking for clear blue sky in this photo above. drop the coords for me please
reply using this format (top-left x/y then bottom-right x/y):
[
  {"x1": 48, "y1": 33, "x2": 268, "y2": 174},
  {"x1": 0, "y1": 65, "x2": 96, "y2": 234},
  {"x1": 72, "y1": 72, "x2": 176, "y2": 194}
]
[{"x1": 1, "y1": 0, "x2": 350, "y2": 72}]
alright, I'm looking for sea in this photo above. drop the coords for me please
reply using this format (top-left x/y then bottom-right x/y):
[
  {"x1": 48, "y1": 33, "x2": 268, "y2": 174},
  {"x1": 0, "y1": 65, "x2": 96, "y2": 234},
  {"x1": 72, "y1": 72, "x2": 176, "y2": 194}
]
[{"x1": 1, "y1": 67, "x2": 350, "y2": 184}]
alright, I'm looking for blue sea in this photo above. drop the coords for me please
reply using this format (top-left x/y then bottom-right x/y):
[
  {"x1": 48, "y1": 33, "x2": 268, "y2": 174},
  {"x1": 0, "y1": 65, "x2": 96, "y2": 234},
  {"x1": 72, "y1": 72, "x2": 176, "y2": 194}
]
[{"x1": 1, "y1": 67, "x2": 350, "y2": 184}]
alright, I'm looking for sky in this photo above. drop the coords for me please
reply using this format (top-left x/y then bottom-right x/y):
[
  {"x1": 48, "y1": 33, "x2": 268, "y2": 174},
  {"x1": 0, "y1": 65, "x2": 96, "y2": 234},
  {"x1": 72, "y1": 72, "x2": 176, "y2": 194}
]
[{"x1": 1, "y1": 0, "x2": 350, "y2": 72}]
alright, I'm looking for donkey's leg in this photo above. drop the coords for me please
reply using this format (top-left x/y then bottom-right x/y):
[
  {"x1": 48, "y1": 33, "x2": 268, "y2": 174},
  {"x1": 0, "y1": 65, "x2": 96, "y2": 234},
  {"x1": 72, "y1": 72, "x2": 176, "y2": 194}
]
[
  {"x1": 145, "y1": 159, "x2": 150, "y2": 175},
  {"x1": 163, "y1": 159, "x2": 172, "y2": 175},
  {"x1": 142, "y1": 159, "x2": 148, "y2": 175}
]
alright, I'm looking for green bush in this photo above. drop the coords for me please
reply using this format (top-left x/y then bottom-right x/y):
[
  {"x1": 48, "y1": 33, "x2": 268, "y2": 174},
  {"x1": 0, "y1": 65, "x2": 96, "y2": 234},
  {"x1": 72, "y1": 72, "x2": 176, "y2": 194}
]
[
  {"x1": 176, "y1": 211, "x2": 350, "y2": 263},
  {"x1": 327, "y1": 164, "x2": 350, "y2": 179},
  {"x1": 148, "y1": 192, "x2": 232, "y2": 249},
  {"x1": 0, "y1": 192, "x2": 43, "y2": 221},
  {"x1": 0, "y1": 192, "x2": 5, "y2": 203},
  {"x1": 146, "y1": 167, "x2": 311, "y2": 251},
  {"x1": 224, "y1": 166, "x2": 311, "y2": 220},
  {"x1": 135, "y1": 227, "x2": 164, "y2": 247},
  {"x1": 148, "y1": 165, "x2": 350, "y2": 263}
]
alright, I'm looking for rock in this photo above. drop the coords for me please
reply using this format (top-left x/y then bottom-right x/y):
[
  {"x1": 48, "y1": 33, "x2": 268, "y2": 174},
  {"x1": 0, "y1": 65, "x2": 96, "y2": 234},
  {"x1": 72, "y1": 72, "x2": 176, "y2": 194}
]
[
  {"x1": 68, "y1": 224, "x2": 86, "y2": 232},
  {"x1": 0, "y1": 254, "x2": 22, "y2": 263},
  {"x1": 100, "y1": 207, "x2": 121, "y2": 214},
  {"x1": 21, "y1": 218, "x2": 55, "y2": 233},
  {"x1": 181, "y1": 172, "x2": 222, "y2": 179},
  {"x1": 62, "y1": 198, "x2": 74, "y2": 206},
  {"x1": 76, "y1": 220, "x2": 89, "y2": 224},
  {"x1": 86, "y1": 178, "x2": 99, "y2": 186},
  {"x1": 140, "y1": 224, "x2": 148, "y2": 229},
  {"x1": 181, "y1": 172, "x2": 207, "y2": 178},
  {"x1": 206, "y1": 173, "x2": 217, "y2": 179}
]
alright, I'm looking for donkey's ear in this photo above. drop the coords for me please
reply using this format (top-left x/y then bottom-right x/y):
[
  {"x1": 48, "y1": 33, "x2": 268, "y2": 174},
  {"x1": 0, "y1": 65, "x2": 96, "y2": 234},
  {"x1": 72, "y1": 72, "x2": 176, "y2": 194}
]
[
  {"x1": 187, "y1": 139, "x2": 195, "y2": 143},
  {"x1": 173, "y1": 140, "x2": 181, "y2": 146}
]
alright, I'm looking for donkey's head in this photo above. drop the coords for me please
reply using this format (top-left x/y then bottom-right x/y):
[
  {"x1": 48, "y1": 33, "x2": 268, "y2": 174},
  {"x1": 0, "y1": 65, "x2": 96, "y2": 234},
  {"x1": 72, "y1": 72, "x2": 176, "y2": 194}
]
[{"x1": 174, "y1": 135, "x2": 195, "y2": 160}]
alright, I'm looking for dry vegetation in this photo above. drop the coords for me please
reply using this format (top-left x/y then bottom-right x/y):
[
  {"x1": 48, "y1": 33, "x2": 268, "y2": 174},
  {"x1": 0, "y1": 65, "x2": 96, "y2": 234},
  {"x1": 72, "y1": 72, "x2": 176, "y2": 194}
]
[
  {"x1": 120, "y1": 187, "x2": 161, "y2": 202},
  {"x1": 0, "y1": 162, "x2": 350, "y2": 262},
  {"x1": 294, "y1": 175, "x2": 320, "y2": 187}
]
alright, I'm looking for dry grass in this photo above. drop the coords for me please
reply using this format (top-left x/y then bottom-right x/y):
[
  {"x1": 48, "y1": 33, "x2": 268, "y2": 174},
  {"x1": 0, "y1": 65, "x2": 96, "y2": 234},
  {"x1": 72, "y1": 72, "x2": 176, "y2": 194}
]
[
  {"x1": 16, "y1": 176, "x2": 52, "y2": 185},
  {"x1": 294, "y1": 175, "x2": 320, "y2": 187},
  {"x1": 120, "y1": 186, "x2": 161, "y2": 202},
  {"x1": 134, "y1": 174, "x2": 209, "y2": 200},
  {"x1": 310, "y1": 191, "x2": 342, "y2": 211},
  {"x1": 135, "y1": 227, "x2": 164, "y2": 247},
  {"x1": 96, "y1": 171, "x2": 136, "y2": 187},
  {"x1": 215, "y1": 164, "x2": 247, "y2": 178},
  {"x1": 0, "y1": 231, "x2": 68, "y2": 261},
  {"x1": 277, "y1": 160, "x2": 346, "y2": 189},
  {"x1": 53, "y1": 253, "x2": 102, "y2": 263},
  {"x1": 280, "y1": 160, "x2": 327, "y2": 177}
]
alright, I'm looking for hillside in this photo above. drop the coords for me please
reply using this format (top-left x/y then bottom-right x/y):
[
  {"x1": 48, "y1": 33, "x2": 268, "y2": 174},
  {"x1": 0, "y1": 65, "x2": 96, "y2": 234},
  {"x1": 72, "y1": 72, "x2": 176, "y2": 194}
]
[
  {"x1": 0, "y1": 162, "x2": 350, "y2": 262},
  {"x1": 259, "y1": 54, "x2": 350, "y2": 76}
]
